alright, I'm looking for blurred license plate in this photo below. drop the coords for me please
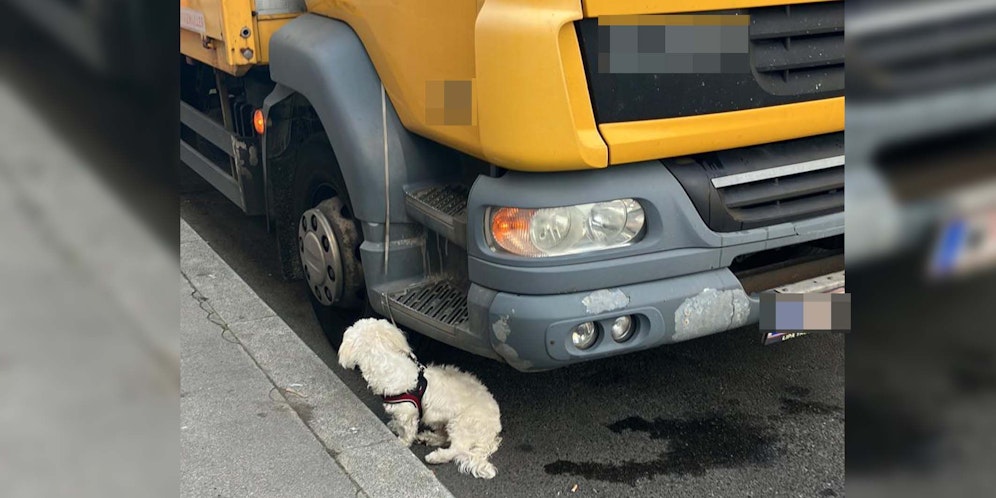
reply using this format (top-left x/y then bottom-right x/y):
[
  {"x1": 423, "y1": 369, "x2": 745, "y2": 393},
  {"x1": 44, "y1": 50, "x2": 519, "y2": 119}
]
[
  {"x1": 762, "y1": 275, "x2": 847, "y2": 346},
  {"x1": 930, "y1": 208, "x2": 996, "y2": 278}
]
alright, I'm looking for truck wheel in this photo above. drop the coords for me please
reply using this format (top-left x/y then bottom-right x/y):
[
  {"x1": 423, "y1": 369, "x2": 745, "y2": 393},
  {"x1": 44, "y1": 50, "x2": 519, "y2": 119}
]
[{"x1": 293, "y1": 140, "x2": 367, "y2": 346}]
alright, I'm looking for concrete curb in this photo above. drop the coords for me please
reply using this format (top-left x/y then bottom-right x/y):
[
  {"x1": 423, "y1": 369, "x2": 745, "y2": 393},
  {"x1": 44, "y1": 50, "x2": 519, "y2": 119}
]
[{"x1": 181, "y1": 219, "x2": 454, "y2": 498}]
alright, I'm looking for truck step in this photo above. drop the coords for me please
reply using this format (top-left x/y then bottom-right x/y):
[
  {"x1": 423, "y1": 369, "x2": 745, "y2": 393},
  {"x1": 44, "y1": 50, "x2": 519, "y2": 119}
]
[
  {"x1": 386, "y1": 279, "x2": 470, "y2": 338},
  {"x1": 403, "y1": 184, "x2": 469, "y2": 248}
]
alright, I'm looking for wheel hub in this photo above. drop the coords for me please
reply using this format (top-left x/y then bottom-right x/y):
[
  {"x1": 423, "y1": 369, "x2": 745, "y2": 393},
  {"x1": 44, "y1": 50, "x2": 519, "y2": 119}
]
[{"x1": 299, "y1": 205, "x2": 344, "y2": 306}]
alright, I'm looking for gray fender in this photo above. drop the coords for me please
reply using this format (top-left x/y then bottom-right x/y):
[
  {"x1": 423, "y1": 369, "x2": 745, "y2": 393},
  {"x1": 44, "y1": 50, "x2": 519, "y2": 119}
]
[{"x1": 267, "y1": 13, "x2": 455, "y2": 223}]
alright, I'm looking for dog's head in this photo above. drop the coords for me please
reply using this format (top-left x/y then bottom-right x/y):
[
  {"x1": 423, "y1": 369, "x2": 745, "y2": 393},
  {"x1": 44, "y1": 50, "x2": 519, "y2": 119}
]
[{"x1": 337, "y1": 318, "x2": 419, "y2": 396}]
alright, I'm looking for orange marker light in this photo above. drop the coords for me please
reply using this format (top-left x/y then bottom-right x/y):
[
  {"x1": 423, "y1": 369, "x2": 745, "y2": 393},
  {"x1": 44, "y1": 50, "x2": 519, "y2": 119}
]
[
  {"x1": 253, "y1": 109, "x2": 265, "y2": 135},
  {"x1": 490, "y1": 207, "x2": 539, "y2": 257}
]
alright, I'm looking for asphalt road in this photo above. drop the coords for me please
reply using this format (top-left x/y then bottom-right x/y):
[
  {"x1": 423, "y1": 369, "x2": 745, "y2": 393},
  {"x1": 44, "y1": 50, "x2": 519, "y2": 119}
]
[{"x1": 181, "y1": 174, "x2": 845, "y2": 498}]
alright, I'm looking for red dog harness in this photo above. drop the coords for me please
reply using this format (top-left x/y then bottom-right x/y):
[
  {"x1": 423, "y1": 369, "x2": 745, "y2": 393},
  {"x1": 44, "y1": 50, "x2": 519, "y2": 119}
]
[{"x1": 382, "y1": 357, "x2": 428, "y2": 419}]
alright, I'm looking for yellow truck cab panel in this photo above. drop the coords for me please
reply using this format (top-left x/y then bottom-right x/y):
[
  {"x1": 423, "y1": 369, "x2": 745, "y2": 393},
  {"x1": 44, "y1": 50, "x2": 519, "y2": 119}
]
[{"x1": 305, "y1": 0, "x2": 841, "y2": 171}]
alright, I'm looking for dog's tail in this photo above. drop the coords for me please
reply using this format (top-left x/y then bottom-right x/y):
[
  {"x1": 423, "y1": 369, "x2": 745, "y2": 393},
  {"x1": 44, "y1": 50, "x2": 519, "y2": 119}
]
[{"x1": 454, "y1": 453, "x2": 497, "y2": 480}]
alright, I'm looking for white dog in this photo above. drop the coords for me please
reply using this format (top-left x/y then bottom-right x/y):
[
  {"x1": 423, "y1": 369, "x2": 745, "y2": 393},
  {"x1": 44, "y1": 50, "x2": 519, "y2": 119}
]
[{"x1": 337, "y1": 318, "x2": 502, "y2": 479}]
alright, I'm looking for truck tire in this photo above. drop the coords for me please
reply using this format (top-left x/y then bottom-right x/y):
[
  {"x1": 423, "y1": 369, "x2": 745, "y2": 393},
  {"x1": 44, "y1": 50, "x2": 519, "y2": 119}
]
[
  {"x1": 292, "y1": 138, "x2": 367, "y2": 346},
  {"x1": 291, "y1": 137, "x2": 441, "y2": 358}
]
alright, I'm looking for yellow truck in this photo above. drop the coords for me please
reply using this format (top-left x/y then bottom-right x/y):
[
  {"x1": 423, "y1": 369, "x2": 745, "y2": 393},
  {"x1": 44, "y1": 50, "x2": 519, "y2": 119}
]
[{"x1": 180, "y1": 0, "x2": 844, "y2": 371}]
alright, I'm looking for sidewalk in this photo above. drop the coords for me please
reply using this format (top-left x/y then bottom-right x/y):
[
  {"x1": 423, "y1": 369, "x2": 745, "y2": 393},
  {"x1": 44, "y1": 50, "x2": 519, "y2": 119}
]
[
  {"x1": 181, "y1": 219, "x2": 454, "y2": 498},
  {"x1": 0, "y1": 76, "x2": 176, "y2": 497}
]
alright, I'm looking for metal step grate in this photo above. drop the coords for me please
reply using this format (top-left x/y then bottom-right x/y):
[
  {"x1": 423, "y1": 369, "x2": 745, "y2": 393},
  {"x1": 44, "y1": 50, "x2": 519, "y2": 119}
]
[
  {"x1": 388, "y1": 280, "x2": 469, "y2": 328},
  {"x1": 403, "y1": 184, "x2": 470, "y2": 248},
  {"x1": 407, "y1": 185, "x2": 469, "y2": 218}
]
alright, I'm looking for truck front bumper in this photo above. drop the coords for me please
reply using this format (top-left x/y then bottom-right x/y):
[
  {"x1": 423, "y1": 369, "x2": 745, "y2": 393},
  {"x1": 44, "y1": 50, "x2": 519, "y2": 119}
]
[
  {"x1": 468, "y1": 268, "x2": 762, "y2": 371},
  {"x1": 464, "y1": 159, "x2": 843, "y2": 371}
]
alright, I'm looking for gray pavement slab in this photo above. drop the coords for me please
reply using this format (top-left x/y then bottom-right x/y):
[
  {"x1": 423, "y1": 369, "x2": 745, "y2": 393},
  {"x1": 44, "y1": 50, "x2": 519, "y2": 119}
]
[
  {"x1": 181, "y1": 277, "x2": 357, "y2": 498},
  {"x1": 232, "y1": 316, "x2": 397, "y2": 454},
  {"x1": 181, "y1": 219, "x2": 453, "y2": 498},
  {"x1": 336, "y1": 440, "x2": 451, "y2": 498},
  {"x1": 182, "y1": 237, "x2": 279, "y2": 325},
  {"x1": 180, "y1": 218, "x2": 200, "y2": 244}
]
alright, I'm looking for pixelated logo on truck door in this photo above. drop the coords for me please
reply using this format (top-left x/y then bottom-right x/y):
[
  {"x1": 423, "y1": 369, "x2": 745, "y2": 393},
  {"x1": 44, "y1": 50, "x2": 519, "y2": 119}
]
[
  {"x1": 425, "y1": 80, "x2": 474, "y2": 126},
  {"x1": 180, "y1": 6, "x2": 206, "y2": 35},
  {"x1": 596, "y1": 14, "x2": 750, "y2": 74}
]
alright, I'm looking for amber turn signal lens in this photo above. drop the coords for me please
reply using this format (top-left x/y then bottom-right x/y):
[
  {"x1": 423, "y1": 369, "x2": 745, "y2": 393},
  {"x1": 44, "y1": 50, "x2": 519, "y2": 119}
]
[
  {"x1": 490, "y1": 207, "x2": 539, "y2": 257},
  {"x1": 253, "y1": 109, "x2": 265, "y2": 135}
]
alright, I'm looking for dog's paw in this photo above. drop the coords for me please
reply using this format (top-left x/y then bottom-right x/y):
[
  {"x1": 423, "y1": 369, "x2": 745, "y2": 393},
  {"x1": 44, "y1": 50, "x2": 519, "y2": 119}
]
[
  {"x1": 472, "y1": 463, "x2": 497, "y2": 480},
  {"x1": 424, "y1": 449, "x2": 454, "y2": 465},
  {"x1": 416, "y1": 431, "x2": 448, "y2": 447}
]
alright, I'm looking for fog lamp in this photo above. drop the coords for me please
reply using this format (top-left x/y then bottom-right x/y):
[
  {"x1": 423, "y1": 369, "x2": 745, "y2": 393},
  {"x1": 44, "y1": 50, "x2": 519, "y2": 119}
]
[
  {"x1": 570, "y1": 322, "x2": 599, "y2": 350},
  {"x1": 610, "y1": 315, "x2": 635, "y2": 342}
]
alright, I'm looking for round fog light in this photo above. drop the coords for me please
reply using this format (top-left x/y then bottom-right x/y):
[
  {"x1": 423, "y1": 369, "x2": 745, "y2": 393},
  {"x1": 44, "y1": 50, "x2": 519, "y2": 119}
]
[
  {"x1": 611, "y1": 315, "x2": 635, "y2": 342},
  {"x1": 570, "y1": 322, "x2": 598, "y2": 350}
]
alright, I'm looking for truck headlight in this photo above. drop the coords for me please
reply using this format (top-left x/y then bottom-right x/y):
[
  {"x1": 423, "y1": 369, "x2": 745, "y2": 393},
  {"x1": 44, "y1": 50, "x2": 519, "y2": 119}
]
[{"x1": 487, "y1": 199, "x2": 645, "y2": 257}]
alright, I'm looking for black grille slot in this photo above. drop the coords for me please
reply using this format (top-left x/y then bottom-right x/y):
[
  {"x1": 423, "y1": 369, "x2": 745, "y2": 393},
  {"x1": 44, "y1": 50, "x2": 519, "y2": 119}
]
[
  {"x1": 721, "y1": 167, "x2": 841, "y2": 208},
  {"x1": 718, "y1": 167, "x2": 843, "y2": 226},
  {"x1": 750, "y1": 2, "x2": 845, "y2": 96},
  {"x1": 665, "y1": 133, "x2": 843, "y2": 232}
]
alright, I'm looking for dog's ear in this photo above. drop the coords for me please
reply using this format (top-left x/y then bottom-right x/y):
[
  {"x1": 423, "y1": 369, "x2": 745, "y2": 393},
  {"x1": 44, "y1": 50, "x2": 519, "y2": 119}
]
[
  {"x1": 337, "y1": 323, "x2": 360, "y2": 369},
  {"x1": 382, "y1": 322, "x2": 413, "y2": 356}
]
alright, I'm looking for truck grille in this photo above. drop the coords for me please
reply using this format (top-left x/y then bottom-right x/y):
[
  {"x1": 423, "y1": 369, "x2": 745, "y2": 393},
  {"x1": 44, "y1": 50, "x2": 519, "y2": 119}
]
[
  {"x1": 574, "y1": 1, "x2": 845, "y2": 123},
  {"x1": 713, "y1": 155, "x2": 844, "y2": 228},
  {"x1": 750, "y1": 2, "x2": 845, "y2": 96},
  {"x1": 666, "y1": 133, "x2": 844, "y2": 231}
]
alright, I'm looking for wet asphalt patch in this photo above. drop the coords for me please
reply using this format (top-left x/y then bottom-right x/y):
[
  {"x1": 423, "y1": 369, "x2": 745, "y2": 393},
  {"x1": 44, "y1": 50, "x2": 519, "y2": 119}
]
[
  {"x1": 781, "y1": 384, "x2": 844, "y2": 416},
  {"x1": 780, "y1": 397, "x2": 843, "y2": 416},
  {"x1": 545, "y1": 384, "x2": 844, "y2": 486},
  {"x1": 544, "y1": 412, "x2": 781, "y2": 485}
]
